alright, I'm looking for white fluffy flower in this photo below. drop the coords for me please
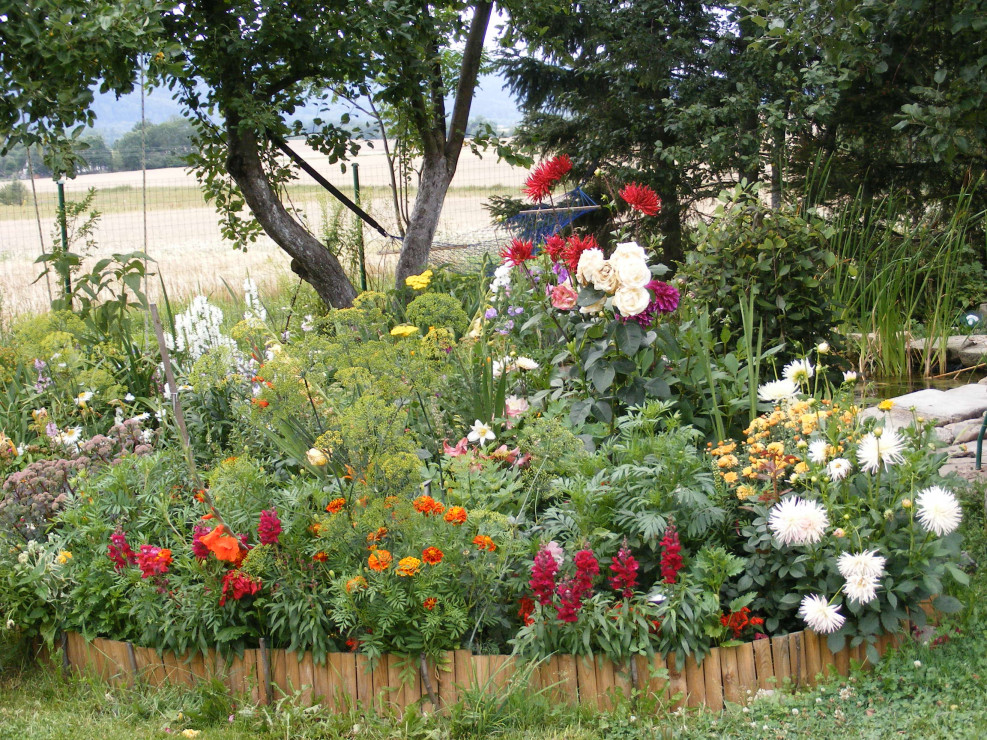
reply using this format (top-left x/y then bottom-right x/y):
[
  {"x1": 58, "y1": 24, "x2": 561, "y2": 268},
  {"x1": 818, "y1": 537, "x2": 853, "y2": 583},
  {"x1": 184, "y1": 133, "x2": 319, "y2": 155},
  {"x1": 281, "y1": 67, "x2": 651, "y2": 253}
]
[
  {"x1": 808, "y1": 440, "x2": 829, "y2": 465},
  {"x1": 843, "y1": 574, "x2": 880, "y2": 605},
  {"x1": 515, "y1": 357, "x2": 540, "y2": 371},
  {"x1": 798, "y1": 594, "x2": 845, "y2": 634},
  {"x1": 611, "y1": 241, "x2": 648, "y2": 263},
  {"x1": 842, "y1": 370, "x2": 859, "y2": 384},
  {"x1": 915, "y1": 486, "x2": 962, "y2": 536},
  {"x1": 757, "y1": 378, "x2": 799, "y2": 403},
  {"x1": 467, "y1": 419, "x2": 496, "y2": 445},
  {"x1": 491, "y1": 263, "x2": 512, "y2": 293},
  {"x1": 837, "y1": 550, "x2": 886, "y2": 580},
  {"x1": 783, "y1": 359, "x2": 814, "y2": 384},
  {"x1": 576, "y1": 248, "x2": 606, "y2": 286},
  {"x1": 768, "y1": 497, "x2": 829, "y2": 546},
  {"x1": 613, "y1": 286, "x2": 651, "y2": 317},
  {"x1": 856, "y1": 429, "x2": 906, "y2": 474},
  {"x1": 826, "y1": 458, "x2": 852, "y2": 481}
]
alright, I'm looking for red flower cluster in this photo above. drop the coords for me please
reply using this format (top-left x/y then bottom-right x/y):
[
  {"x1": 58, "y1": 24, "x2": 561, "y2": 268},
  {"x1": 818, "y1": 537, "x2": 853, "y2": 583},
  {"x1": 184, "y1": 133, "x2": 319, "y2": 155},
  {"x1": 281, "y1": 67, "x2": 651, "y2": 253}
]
[
  {"x1": 556, "y1": 549, "x2": 599, "y2": 623},
  {"x1": 659, "y1": 523, "x2": 683, "y2": 584},
  {"x1": 720, "y1": 607, "x2": 765, "y2": 640},
  {"x1": 608, "y1": 542, "x2": 639, "y2": 598},
  {"x1": 107, "y1": 529, "x2": 137, "y2": 571},
  {"x1": 619, "y1": 182, "x2": 661, "y2": 216},
  {"x1": 529, "y1": 546, "x2": 559, "y2": 606},
  {"x1": 137, "y1": 545, "x2": 172, "y2": 579},
  {"x1": 543, "y1": 234, "x2": 566, "y2": 262},
  {"x1": 522, "y1": 154, "x2": 573, "y2": 201},
  {"x1": 561, "y1": 234, "x2": 599, "y2": 274},
  {"x1": 219, "y1": 570, "x2": 262, "y2": 606},
  {"x1": 191, "y1": 525, "x2": 211, "y2": 560},
  {"x1": 500, "y1": 238, "x2": 535, "y2": 267},
  {"x1": 257, "y1": 508, "x2": 282, "y2": 546},
  {"x1": 518, "y1": 597, "x2": 535, "y2": 626}
]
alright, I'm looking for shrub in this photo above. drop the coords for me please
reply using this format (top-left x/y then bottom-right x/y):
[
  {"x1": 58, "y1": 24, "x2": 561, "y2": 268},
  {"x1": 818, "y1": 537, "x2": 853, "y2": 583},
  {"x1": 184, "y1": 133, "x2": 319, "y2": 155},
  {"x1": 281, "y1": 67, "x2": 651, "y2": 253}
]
[{"x1": 406, "y1": 293, "x2": 470, "y2": 337}]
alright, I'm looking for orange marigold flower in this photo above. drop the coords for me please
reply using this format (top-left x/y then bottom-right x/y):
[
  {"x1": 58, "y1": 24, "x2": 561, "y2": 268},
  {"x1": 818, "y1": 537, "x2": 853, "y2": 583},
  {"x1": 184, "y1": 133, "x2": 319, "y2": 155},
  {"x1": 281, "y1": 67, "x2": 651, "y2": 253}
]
[
  {"x1": 199, "y1": 526, "x2": 243, "y2": 564},
  {"x1": 413, "y1": 495, "x2": 439, "y2": 515},
  {"x1": 422, "y1": 546, "x2": 444, "y2": 565},
  {"x1": 251, "y1": 398, "x2": 270, "y2": 408},
  {"x1": 309, "y1": 522, "x2": 323, "y2": 535},
  {"x1": 368, "y1": 549, "x2": 392, "y2": 572},
  {"x1": 326, "y1": 497, "x2": 346, "y2": 514},
  {"x1": 345, "y1": 575, "x2": 368, "y2": 593},
  {"x1": 443, "y1": 506, "x2": 467, "y2": 525},
  {"x1": 423, "y1": 597, "x2": 437, "y2": 611},
  {"x1": 396, "y1": 556, "x2": 422, "y2": 577},
  {"x1": 366, "y1": 527, "x2": 388, "y2": 544},
  {"x1": 472, "y1": 535, "x2": 496, "y2": 552},
  {"x1": 313, "y1": 551, "x2": 328, "y2": 562}
]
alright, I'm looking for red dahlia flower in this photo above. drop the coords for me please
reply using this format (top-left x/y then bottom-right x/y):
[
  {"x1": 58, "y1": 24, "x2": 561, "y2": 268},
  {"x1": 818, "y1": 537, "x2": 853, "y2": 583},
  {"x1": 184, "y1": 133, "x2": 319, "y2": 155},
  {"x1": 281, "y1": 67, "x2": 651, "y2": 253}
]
[
  {"x1": 561, "y1": 234, "x2": 599, "y2": 274},
  {"x1": 619, "y1": 182, "x2": 661, "y2": 216},
  {"x1": 543, "y1": 233, "x2": 566, "y2": 262},
  {"x1": 501, "y1": 238, "x2": 535, "y2": 266},
  {"x1": 523, "y1": 155, "x2": 573, "y2": 201}
]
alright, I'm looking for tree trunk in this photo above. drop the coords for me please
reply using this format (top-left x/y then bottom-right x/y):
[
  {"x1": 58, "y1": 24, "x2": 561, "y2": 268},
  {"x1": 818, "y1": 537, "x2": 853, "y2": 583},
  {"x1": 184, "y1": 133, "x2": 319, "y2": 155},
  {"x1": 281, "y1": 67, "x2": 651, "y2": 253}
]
[
  {"x1": 394, "y1": 150, "x2": 455, "y2": 282},
  {"x1": 226, "y1": 127, "x2": 357, "y2": 308}
]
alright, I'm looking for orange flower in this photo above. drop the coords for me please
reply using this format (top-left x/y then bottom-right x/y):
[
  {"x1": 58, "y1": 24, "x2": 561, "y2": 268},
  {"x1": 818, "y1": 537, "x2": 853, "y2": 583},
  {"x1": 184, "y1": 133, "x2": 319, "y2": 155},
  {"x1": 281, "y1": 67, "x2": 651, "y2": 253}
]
[
  {"x1": 200, "y1": 512, "x2": 215, "y2": 520},
  {"x1": 346, "y1": 575, "x2": 368, "y2": 593},
  {"x1": 356, "y1": 496, "x2": 368, "y2": 507},
  {"x1": 444, "y1": 506, "x2": 467, "y2": 525},
  {"x1": 413, "y1": 495, "x2": 439, "y2": 515},
  {"x1": 422, "y1": 546, "x2": 444, "y2": 565},
  {"x1": 326, "y1": 497, "x2": 346, "y2": 514},
  {"x1": 396, "y1": 556, "x2": 422, "y2": 577},
  {"x1": 368, "y1": 549, "x2": 392, "y2": 572},
  {"x1": 313, "y1": 551, "x2": 328, "y2": 562},
  {"x1": 309, "y1": 522, "x2": 323, "y2": 535},
  {"x1": 343, "y1": 464, "x2": 356, "y2": 481},
  {"x1": 423, "y1": 597, "x2": 437, "y2": 611},
  {"x1": 366, "y1": 527, "x2": 388, "y2": 544},
  {"x1": 472, "y1": 535, "x2": 496, "y2": 552},
  {"x1": 384, "y1": 496, "x2": 400, "y2": 509},
  {"x1": 251, "y1": 398, "x2": 269, "y2": 408},
  {"x1": 199, "y1": 526, "x2": 243, "y2": 564},
  {"x1": 193, "y1": 490, "x2": 207, "y2": 503}
]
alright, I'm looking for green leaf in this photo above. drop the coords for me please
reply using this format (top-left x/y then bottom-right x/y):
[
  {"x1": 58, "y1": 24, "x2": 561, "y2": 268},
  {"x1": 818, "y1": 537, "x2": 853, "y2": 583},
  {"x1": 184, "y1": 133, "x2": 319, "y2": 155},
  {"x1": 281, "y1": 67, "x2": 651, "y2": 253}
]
[
  {"x1": 590, "y1": 364, "x2": 616, "y2": 393},
  {"x1": 932, "y1": 595, "x2": 963, "y2": 614}
]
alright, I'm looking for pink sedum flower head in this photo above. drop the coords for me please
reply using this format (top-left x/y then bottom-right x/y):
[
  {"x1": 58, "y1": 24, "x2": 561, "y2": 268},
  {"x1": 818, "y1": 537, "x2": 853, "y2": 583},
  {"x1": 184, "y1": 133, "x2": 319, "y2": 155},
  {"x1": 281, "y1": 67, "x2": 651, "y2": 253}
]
[
  {"x1": 769, "y1": 496, "x2": 829, "y2": 546},
  {"x1": 798, "y1": 594, "x2": 845, "y2": 633},
  {"x1": 856, "y1": 429, "x2": 906, "y2": 474},
  {"x1": 915, "y1": 485, "x2": 962, "y2": 536}
]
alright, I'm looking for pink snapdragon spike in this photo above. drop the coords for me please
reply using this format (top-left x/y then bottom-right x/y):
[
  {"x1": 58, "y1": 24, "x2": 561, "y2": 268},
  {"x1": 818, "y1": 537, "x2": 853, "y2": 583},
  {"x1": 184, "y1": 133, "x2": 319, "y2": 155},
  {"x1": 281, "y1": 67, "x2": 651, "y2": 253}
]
[{"x1": 258, "y1": 508, "x2": 282, "y2": 546}]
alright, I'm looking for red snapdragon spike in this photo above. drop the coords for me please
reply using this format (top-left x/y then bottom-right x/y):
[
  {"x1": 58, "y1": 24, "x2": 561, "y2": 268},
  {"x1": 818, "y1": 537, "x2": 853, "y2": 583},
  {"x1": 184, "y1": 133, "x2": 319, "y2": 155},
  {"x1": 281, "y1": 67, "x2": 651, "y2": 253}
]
[
  {"x1": 529, "y1": 546, "x2": 559, "y2": 606},
  {"x1": 659, "y1": 524, "x2": 683, "y2": 584},
  {"x1": 137, "y1": 545, "x2": 172, "y2": 579},
  {"x1": 107, "y1": 529, "x2": 137, "y2": 571},
  {"x1": 258, "y1": 508, "x2": 282, "y2": 546},
  {"x1": 219, "y1": 570, "x2": 262, "y2": 606},
  {"x1": 518, "y1": 597, "x2": 536, "y2": 626},
  {"x1": 191, "y1": 525, "x2": 211, "y2": 560},
  {"x1": 608, "y1": 543, "x2": 639, "y2": 598}
]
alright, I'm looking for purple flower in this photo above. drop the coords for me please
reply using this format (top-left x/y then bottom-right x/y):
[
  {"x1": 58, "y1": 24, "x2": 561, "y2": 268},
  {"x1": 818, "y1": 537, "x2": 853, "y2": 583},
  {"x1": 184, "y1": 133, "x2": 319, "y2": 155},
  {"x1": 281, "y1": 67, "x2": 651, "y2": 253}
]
[
  {"x1": 617, "y1": 280, "x2": 681, "y2": 327},
  {"x1": 552, "y1": 263, "x2": 570, "y2": 283},
  {"x1": 484, "y1": 308, "x2": 498, "y2": 319},
  {"x1": 508, "y1": 306, "x2": 524, "y2": 316}
]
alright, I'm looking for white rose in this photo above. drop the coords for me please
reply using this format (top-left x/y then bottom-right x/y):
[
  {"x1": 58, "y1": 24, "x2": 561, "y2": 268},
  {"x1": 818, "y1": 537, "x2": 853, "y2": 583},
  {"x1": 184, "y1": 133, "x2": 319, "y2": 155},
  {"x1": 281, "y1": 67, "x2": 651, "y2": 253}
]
[
  {"x1": 579, "y1": 296, "x2": 607, "y2": 314},
  {"x1": 591, "y1": 261, "x2": 620, "y2": 293},
  {"x1": 575, "y1": 248, "x2": 606, "y2": 286},
  {"x1": 612, "y1": 255, "x2": 651, "y2": 289},
  {"x1": 612, "y1": 241, "x2": 647, "y2": 262},
  {"x1": 613, "y1": 286, "x2": 651, "y2": 317}
]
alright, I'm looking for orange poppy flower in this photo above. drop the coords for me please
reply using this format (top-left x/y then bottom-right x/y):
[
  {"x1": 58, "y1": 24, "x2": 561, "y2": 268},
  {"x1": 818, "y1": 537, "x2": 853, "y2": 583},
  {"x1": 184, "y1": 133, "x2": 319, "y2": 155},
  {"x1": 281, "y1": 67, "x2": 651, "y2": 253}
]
[
  {"x1": 396, "y1": 556, "x2": 422, "y2": 577},
  {"x1": 326, "y1": 497, "x2": 346, "y2": 514},
  {"x1": 368, "y1": 549, "x2": 392, "y2": 572},
  {"x1": 423, "y1": 597, "x2": 437, "y2": 611},
  {"x1": 422, "y1": 546, "x2": 444, "y2": 565},
  {"x1": 199, "y1": 526, "x2": 243, "y2": 563},
  {"x1": 443, "y1": 506, "x2": 467, "y2": 525}
]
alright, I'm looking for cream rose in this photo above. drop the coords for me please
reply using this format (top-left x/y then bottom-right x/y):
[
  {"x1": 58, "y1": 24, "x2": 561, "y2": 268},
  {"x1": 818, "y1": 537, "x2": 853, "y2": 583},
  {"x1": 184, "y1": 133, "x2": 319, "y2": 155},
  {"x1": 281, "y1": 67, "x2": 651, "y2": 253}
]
[
  {"x1": 592, "y1": 261, "x2": 620, "y2": 293},
  {"x1": 613, "y1": 286, "x2": 651, "y2": 317},
  {"x1": 613, "y1": 256, "x2": 651, "y2": 289},
  {"x1": 575, "y1": 248, "x2": 606, "y2": 286},
  {"x1": 612, "y1": 241, "x2": 647, "y2": 263},
  {"x1": 579, "y1": 296, "x2": 607, "y2": 314}
]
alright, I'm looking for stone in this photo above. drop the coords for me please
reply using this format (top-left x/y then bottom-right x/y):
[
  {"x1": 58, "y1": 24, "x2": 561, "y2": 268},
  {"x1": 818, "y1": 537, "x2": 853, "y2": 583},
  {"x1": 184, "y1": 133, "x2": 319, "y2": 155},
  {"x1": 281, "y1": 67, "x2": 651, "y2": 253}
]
[{"x1": 939, "y1": 419, "x2": 983, "y2": 446}]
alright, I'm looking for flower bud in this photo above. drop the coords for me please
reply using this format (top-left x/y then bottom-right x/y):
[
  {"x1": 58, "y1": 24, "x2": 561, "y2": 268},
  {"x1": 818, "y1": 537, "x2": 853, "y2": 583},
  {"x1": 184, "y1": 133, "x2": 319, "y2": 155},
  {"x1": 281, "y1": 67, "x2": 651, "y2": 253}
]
[{"x1": 306, "y1": 448, "x2": 329, "y2": 467}]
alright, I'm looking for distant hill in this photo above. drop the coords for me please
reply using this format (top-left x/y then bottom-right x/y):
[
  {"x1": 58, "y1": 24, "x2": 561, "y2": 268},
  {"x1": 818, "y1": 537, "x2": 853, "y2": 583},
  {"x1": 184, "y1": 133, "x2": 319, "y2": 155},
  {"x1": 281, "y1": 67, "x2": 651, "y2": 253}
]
[{"x1": 88, "y1": 73, "x2": 522, "y2": 144}]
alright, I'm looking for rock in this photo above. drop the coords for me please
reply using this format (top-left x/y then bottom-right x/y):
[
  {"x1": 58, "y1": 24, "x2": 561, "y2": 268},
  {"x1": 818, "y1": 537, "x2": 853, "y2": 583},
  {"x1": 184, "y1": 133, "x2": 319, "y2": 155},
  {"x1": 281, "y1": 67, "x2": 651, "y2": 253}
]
[
  {"x1": 957, "y1": 337, "x2": 987, "y2": 367},
  {"x1": 907, "y1": 335, "x2": 987, "y2": 368},
  {"x1": 939, "y1": 419, "x2": 983, "y2": 446},
  {"x1": 941, "y1": 443, "x2": 974, "y2": 458}
]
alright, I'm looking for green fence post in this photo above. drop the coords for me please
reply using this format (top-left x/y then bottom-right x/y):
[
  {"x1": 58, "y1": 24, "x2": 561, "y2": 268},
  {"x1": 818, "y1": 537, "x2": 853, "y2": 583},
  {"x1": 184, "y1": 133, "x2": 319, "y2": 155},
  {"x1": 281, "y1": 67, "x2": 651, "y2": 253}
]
[
  {"x1": 353, "y1": 163, "x2": 367, "y2": 291},
  {"x1": 56, "y1": 178, "x2": 72, "y2": 302}
]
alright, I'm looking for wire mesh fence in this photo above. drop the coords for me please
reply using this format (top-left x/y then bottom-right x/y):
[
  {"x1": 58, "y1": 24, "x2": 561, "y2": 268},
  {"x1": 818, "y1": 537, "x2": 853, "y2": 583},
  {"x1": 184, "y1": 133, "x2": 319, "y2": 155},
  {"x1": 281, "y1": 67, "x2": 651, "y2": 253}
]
[{"x1": 0, "y1": 141, "x2": 529, "y2": 315}]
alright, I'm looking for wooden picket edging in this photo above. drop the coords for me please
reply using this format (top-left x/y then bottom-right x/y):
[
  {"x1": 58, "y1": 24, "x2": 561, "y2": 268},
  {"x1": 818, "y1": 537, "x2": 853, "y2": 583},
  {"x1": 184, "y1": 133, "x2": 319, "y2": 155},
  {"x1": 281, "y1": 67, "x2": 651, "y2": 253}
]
[{"x1": 60, "y1": 630, "x2": 903, "y2": 713}]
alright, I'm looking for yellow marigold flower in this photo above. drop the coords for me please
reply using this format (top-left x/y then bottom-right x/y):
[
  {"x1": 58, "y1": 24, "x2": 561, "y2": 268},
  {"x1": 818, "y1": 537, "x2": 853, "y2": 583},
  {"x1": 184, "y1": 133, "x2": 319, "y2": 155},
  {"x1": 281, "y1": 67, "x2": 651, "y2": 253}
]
[
  {"x1": 878, "y1": 399, "x2": 894, "y2": 411},
  {"x1": 390, "y1": 324, "x2": 420, "y2": 337},
  {"x1": 716, "y1": 454, "x2": 739, "y2": 469},
  {"x1": 396, "y1": 556, "x2": 422, "y2": 577},
  {"x1": 56, "y1": 551, "x2": 72, "y2": 565},
  {"x1": 736, "y1": 485, "x2": 757, "y2": 500},
  {"x1": 794, "y1": 461, "x2": 810, "y2": 474},
  {"x1": 722, "y1": 471, "x2": 739, "y2": 485}
]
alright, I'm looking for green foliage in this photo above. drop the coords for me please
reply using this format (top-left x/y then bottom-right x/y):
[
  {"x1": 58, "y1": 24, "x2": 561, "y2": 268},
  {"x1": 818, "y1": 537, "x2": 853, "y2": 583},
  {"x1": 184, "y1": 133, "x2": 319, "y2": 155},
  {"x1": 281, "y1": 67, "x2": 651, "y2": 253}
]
[
  {"x1": 0, "y1": 180, "x2": 26, "y2": 206},
  {"x1": 681, "y1": 184, "x2": 840, "y2": 352},
  {"x1": 405, "y1": 292, "x2": 470, "y2": 337}
]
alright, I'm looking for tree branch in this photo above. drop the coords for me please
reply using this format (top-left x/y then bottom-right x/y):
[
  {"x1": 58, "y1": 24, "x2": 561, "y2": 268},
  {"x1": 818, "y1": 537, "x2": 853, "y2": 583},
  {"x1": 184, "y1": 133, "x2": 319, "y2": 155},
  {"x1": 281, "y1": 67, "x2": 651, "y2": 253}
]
[{"x1": 445, "y1": 1, "x2": 493, "y2": 159}]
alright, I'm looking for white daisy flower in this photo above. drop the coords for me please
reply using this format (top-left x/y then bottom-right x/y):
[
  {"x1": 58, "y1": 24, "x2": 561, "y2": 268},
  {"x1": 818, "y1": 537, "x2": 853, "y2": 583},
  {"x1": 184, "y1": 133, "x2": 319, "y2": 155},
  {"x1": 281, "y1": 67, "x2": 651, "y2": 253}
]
[
  {"x1": 915, "y1": 486, "x2": 962, "y2": 536},
  {"x1": 843, "y1": 574, "x2": 880, "y2": 605},
  {"x1": 827, "y1": 458, "x2": 852, "y2": 481},
  {"x1": 757, "y1": 378, "x2": 799, "y2": 403},
  {"x1": 837, "y1": 550, "x2": 886, "y2": 580},
  {"x1": 515, "y1": 357, "x2": 539, "y2": 371},
  {"x1": 856, "y1": 429, "x2": 906, "y2": 474},
  {"x1": 124, "y1": 393, "x2": 136, "y2": 402},
  {"x1": 768, "y1": 496, "x2": 829, "y2": 546},
  {"x1": 75, "y1": 391, "x2": 93, "y2": 407},
  {"x1": 798, "y1": 594, "x2": 845, "y2": 633},
  {"x1": 782, "y1": 359, "x2": 814, "y2": 384},
  {"x1": 467, "y1": 419, "x2": 496, "y2": 445},
  {"x1": 842, "y1": 371, "x2": 859, "y2": 384},
  {"x1": 808, "y1": 440, "x2": 829, "y2": 465}
]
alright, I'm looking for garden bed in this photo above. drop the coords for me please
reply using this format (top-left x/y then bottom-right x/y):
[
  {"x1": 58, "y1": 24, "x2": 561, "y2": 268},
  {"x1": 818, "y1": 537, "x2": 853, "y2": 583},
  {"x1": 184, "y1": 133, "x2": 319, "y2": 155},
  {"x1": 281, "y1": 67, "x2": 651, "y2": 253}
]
[{"x1": 60, "y1": 629, "x2": 902, "y2": 713}]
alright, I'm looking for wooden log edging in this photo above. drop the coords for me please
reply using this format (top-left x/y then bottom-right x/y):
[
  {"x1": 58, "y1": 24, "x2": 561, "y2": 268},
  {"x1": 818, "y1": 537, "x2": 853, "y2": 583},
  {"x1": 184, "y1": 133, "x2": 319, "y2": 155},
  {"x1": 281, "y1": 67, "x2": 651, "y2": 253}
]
[{"x1": 60, "y1": 629, "x2": 904, "y2": 713}]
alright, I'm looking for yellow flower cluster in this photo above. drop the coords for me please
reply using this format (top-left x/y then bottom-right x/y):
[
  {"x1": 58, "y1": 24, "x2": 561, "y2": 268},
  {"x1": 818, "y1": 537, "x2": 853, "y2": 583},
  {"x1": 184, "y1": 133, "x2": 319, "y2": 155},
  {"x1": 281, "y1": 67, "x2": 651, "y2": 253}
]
[
  {"x1": 390, "y1": 324, "x2": 419, "y2": 337},
  {"x1": 405, "y1": 269, "x2": 433, "y2": 291}
]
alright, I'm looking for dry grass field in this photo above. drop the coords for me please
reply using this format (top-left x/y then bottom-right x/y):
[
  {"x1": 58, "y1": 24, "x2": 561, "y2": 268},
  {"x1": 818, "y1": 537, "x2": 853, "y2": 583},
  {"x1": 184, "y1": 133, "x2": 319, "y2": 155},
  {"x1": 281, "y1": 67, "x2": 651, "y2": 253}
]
[{"x1": 0, "y1": 141, "x2": 527, "y2": 315}]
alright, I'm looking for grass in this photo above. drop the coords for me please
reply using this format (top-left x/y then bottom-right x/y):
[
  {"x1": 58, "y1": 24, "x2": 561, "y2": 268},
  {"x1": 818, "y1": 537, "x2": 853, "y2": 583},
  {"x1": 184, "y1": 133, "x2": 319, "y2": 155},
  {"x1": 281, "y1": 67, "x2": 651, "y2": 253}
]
[{"x1": 3, "y1": 480, "x2": 986, "y2": 740}]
